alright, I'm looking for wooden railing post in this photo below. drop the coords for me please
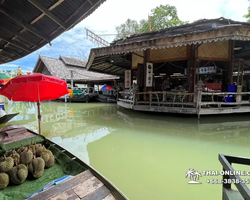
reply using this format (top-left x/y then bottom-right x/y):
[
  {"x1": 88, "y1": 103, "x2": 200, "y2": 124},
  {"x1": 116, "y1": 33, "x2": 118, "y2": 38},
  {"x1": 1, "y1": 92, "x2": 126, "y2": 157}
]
[{"x1": 196, "y1": 80, "x2": 203, "y2": 119}]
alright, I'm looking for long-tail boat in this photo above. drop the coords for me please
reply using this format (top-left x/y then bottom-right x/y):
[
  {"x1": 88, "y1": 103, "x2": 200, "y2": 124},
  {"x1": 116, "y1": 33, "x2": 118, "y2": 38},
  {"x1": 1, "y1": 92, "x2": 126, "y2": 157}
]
[{"x1": 0, "y1": 125, "x2": 128, "y2": 200}]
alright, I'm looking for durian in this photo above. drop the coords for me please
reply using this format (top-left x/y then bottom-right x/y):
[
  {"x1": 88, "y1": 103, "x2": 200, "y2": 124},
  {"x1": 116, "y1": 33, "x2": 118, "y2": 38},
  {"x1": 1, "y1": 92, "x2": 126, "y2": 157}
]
[
  {"x1": 0, "y1": 172, "x2": 9, "y2": 189},
  {"x1": 41, "y1": 150, "x2": 55, "y2": 168},
  {"x1": 3, "y1": 150, "x2": 20, "y2": 166},
  {"x1": 17, "y1": 144, "x2": 28, "y2": 155},
  {"x1": 36, "y1": 145, "x2": 47, "y2": 157},
  {"x1": 0, "y1": 156, "x2": 14, "y2": 173},
  {"x1": 28, "y1": 157, "x2": 45, "y2": 178},
  {"x1": 9, "y1": 164, "x2": 28, "y2": 185},
  {"x1": 11, "y1": 150, "x2": 20, "y2": 166},
  {"x1": 4, "y1": 150, "x2": 13, "y2": 157},
  {"x1": 20, "y1": 149, "x2": 33, "y2": 165},
  {"x1": 27, "y1": 139, "x2": 36, "y2": 155}
]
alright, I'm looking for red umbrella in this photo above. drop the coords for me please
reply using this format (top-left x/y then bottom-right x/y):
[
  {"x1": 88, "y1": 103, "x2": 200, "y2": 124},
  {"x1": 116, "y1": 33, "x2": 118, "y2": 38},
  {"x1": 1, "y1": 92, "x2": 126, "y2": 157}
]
[{"x1": 0, "y1": 73, "x2": 68, "y2": 134}]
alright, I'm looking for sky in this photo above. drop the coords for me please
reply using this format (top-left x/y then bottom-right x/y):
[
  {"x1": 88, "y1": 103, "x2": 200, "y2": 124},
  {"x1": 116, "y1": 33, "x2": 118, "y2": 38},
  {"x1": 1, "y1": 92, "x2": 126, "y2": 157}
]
[{"x1": 0, "y1": 0, "x2": 249, "y2": 72}]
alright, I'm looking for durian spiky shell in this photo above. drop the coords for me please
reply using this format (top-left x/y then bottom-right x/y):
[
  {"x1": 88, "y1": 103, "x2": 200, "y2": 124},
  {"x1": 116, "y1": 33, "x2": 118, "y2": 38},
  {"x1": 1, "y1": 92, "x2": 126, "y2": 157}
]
[
  {"x1": 0, "y1": 157, "x2": 14, "y2": 173},
  {"x1": 28, "y1": 157, "x2": 45, "y2": 178},
  {"x1": 9, "y1": 164, "x2": 28, "y2": 185},
  {"x1": 0, "y1": 172, "x2": 9, "y2": 189}
]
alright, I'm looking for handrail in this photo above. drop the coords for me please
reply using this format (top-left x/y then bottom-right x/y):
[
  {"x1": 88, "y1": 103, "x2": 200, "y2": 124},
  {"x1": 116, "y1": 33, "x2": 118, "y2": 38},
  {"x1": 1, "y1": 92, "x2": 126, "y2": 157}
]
[
  {"x1": 202, "y1": 92, "x2": 250, "y2": 95},
  {"x1": 219, "y1": 154, "x2": 250, "y2": 200}
]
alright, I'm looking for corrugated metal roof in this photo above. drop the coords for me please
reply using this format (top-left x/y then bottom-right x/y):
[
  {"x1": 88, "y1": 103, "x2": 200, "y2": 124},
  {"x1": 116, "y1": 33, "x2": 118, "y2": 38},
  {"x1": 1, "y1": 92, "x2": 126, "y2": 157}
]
[
  {"x1": 111, "y1": 17, "x2": 250, "y2": 46},
  {"x1": 86, "y1": 17, "x2": 250, "y2": 76},
  {"x1": 0, "y1": 0, "x2": 107, "y2": 64}
]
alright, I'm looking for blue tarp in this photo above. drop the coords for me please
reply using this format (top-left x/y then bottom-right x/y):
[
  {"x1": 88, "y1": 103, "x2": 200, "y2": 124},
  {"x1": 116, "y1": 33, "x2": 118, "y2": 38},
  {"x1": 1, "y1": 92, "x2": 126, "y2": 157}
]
[{"x1": 25, "y1": 175, "x2": 73, "y2": 199}]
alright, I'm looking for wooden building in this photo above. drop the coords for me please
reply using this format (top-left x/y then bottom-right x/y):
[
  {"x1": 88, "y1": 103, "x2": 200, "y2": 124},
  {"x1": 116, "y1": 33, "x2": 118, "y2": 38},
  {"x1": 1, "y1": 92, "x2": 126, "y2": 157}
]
[
  {"x1": 86, "y1": 17, "x2": 250, "y2": 117},
  {"x1": 33, "y1": 55, "x2": 119, "y2": 86}
]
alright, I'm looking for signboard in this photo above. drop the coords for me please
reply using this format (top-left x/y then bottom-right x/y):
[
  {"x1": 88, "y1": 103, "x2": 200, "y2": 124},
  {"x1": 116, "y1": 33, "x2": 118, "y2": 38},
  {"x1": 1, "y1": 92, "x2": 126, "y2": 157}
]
[
  {"x1": 146, "y1": 62, "x2": 153, "y2": 87},
  {"x1": 125, "y1": 70, "x2": 131, "y2": 88},
  {"x1": 198, "y1": 66, "x2": 217, "y2": 74}
]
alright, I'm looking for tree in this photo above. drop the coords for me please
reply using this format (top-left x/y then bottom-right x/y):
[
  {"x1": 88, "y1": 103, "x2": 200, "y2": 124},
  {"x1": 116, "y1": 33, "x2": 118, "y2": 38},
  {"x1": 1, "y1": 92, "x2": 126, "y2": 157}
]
[
  {"x1": 115, "y1": 19, "x2": 142, "y2": 39},
  {"x1": 244, "y1": 1, "x2": 250, "y2": 22},
  {"x1": 115, "y1": 4, "x2": 186, "y2": 39}
]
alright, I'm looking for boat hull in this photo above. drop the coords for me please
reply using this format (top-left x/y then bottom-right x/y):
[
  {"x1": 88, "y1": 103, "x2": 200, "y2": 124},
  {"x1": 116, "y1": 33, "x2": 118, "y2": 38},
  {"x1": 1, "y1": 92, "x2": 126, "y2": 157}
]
[{"x1": 0, "y1": 125, "x2": 128, "y2": 200}]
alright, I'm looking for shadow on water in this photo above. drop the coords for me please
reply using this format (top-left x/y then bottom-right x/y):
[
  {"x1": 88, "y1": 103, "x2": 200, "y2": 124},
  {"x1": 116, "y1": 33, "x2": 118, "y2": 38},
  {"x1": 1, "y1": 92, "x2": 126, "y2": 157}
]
[{"x1": 3, "y1": 101, "x2": 250, "y2": 148}]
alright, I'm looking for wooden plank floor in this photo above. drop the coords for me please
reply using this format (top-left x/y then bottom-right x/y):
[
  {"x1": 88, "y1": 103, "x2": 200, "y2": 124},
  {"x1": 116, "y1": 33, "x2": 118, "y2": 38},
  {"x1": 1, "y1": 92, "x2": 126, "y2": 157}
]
[{"x1": 27, "y1": 170, "x2": 116, "y2": 200}]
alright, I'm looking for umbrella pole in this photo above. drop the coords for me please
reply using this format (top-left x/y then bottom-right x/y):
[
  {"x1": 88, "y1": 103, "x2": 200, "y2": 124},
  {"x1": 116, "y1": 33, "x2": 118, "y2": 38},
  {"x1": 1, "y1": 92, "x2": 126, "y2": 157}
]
[
  {"x1": 37, "y1": 83, "x2": 41, "y2": 135},
  {"x1": 37, "y1": 101, "x2": 41, "y2": 135}
]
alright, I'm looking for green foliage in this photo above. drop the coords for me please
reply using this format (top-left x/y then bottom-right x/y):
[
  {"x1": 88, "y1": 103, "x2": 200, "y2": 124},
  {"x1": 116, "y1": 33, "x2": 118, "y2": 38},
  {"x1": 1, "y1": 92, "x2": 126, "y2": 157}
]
[
  {"x1": 244, "y1": 0, "x2": 250, "y2": 22},
  {"x1": 115, "y1": 4, "x2": 187, "y2": 40}
]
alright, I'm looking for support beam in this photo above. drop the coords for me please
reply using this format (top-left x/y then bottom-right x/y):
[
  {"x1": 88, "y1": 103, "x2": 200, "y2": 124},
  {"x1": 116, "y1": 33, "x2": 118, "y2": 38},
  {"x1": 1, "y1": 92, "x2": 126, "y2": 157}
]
[
  {"x1": 132, "y1": 52, "x2": 144, "y2": 58},
  {"x1": 0, "y1": 38, "x2": 31, "y2": 52},
  {"x1": 90, "y1": 68, "x2": 121, "y2": 76},
  {"x1": 0, "y1": 26, "x2": 37, "y2": 47},
  {"x1": 1, "y1": 48, "x2": 22, "y2": 57},
  {"x1": 28, "y1": 0, "x2": 67, "y2": 29},
  {"x1": 0, "y1": 5, "x2": 51, "y2": 43},
  {"x1": 0, "y1": 49, "x2": 16, "y2": 58},
  {"x1": 109, "y1": 67, "x2": 123, "y2": 73}
]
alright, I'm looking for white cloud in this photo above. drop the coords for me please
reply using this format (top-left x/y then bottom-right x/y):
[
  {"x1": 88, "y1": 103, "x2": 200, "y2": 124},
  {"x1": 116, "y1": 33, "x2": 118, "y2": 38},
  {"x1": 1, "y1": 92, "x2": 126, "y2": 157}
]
[{"x1": 0, "y1": 0, "x2": 249, "y2": 71}]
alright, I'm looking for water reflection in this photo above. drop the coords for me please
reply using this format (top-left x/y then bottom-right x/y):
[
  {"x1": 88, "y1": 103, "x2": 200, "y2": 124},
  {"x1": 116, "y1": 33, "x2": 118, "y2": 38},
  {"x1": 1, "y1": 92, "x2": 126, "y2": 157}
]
[{"x1": 3, "y1": 101, "x2": 250, "y2": 200}]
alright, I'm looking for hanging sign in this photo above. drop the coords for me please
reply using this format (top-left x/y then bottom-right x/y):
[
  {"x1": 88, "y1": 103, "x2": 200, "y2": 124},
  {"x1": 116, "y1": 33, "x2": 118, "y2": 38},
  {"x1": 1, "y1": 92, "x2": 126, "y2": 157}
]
[
  {"x1": 198, "y1": 66, "x2": 217, "y2": 74},
  {"x1": 125, "y1": 70, "x2": 131, "y2": 88},
  {"x1": 146, "y1": 63, "x2": 153, "y2": 87}
]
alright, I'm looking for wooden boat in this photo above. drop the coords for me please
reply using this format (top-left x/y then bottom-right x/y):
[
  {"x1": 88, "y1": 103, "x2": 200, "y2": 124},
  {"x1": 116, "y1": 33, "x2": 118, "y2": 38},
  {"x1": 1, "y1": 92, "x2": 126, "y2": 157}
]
[
  {"x1": 96, "y1": 94, "x2": 117, "y2": 103},
  {"x1": 95, "y1": 89, "x2": 117, "y2": 103},
  {"x1": 0, "y1": 125, "x2": 128, "y2": 200},
  {"x1": 0, "y1": 112, "x2": 19, "y2": 124}
]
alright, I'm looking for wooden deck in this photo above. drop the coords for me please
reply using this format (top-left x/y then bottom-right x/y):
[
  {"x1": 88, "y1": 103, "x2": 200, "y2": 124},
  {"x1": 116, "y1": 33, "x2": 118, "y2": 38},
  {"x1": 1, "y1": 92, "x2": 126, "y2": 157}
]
[{"x1": 27, "y1": 169, "x2": 116, "y2": 200}]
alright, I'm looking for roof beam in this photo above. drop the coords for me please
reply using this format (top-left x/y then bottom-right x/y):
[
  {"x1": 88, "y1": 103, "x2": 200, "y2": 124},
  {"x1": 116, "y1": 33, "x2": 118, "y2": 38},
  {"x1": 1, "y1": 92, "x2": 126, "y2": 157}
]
[
  {"x1": 65, "y1": 0, "x2": 93, "y2": 30},
  {"x1": 109, "y1": 66, "x2": 124, "y2": 74},
  {"x1": 0, "y1": 48, "x2": 22, "y2": 57},
  {"x1": 0, "y1": 5, "x2": 51, "y2": 43},
  {"x1": 0, "y1": 38, "x2": 31, "y2": 52},
  {"x1": 28, "y1": 0, "x2": 67, "y2": 29},
  {"x1": 0, "y1": 26, "x2": 37, "y2": 47},
  {"x1": 90, "y1": 68, "x2": 121, "y2": 76},
  {"x1": 30, "y1": 0, "x2": 64, "y2": 24}
]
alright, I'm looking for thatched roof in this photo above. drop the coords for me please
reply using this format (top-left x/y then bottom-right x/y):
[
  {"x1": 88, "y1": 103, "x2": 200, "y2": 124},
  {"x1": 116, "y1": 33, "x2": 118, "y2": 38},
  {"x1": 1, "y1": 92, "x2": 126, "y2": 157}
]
[
  {"x1": 0, "y1": 0, "x2": 107, "y2": 65},
  {"x1": 33, "y1": 55, "x2": 119, "y2": 83},
  {"x1": 86, "y1": 17, "x2": 250, "y2": 76}
]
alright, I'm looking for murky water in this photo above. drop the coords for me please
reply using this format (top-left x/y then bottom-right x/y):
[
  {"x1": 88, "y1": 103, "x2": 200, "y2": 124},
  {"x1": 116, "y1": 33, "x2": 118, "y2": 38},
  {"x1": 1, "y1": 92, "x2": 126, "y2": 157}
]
[{"x1": 2, "y1": 101, "x2": 250, "y2": 200}]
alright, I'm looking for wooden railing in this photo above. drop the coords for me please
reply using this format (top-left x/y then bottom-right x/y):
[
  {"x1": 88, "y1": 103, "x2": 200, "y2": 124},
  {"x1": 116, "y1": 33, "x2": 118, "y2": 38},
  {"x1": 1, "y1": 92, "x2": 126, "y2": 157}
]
[
  {"x1": 119, "y1": 91, "x2": 196, "y2": 107},
  {"x1": 199, "y1": 92, "x2": 250, "y2": 106},
  {"x1": 219, "y1": 154, "x2": 250, "y2": 200}
]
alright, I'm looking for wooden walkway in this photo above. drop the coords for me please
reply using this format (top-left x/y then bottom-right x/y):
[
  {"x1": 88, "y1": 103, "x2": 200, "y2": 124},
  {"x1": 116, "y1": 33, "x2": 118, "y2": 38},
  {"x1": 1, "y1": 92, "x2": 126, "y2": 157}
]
[{"x1": 27, "y1": 170, "x2": 116, "y2": 200}]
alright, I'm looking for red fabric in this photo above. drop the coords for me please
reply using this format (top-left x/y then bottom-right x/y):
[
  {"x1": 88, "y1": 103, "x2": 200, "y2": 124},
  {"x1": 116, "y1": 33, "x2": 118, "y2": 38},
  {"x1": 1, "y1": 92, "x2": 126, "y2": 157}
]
[
  {"x1": 0, "y1": 73, "x2": 69, "y2": 102},
  {"x1": 105, "y1": 85, "x2": 113, "y2": 90},
  {"x1": 205, "y1": 83, "x2": 222, "y2": 91}
]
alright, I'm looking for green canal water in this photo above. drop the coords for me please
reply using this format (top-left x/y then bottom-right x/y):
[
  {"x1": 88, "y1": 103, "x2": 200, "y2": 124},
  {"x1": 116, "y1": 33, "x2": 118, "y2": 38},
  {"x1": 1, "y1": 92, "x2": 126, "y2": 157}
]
[{"x1": 2, "y1": 101, "x2": 250, "y2": 200}]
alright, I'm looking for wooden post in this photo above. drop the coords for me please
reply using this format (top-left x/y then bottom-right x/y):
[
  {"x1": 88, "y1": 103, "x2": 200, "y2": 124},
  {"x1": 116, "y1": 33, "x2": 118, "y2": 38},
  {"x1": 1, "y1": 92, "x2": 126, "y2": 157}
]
[
  {"x1": 227, "y1": 40, "x2": 234, "y2": 87},
  {"x1": 143, "y1": 49, "x2": 148, "y2": 101},
  {"x1": 196, "y1": 80, "x2": 203, "y2": 119},
  {"x1": 236, "y1": 59, "x2": 244, "y2": 103},
  {"x1": 70, "y1": 70, "x2": 73, "y2": 89},
  {"x1": 187, "y1": 44, "x2": 197, "y2": 101},
  {"x1": 64, "y1": 78, "x2": 67, "y2": 103}
]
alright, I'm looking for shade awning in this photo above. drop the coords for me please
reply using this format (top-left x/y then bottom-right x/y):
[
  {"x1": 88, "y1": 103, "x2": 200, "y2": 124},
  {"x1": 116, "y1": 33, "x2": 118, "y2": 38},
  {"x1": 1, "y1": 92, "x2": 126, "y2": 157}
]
[
  {"x1": 86, "y1": 53, "x2": 131, "y2": 76},
  {"x1": 0, "y1": 0, "x2": 107, "y2": 64}
]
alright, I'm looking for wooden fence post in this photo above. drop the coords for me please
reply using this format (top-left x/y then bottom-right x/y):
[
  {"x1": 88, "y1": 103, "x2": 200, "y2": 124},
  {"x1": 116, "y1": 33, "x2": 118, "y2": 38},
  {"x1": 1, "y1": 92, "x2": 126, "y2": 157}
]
[{"x1": 196, "y1": 80, "x2": 204, "y2": 119}]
